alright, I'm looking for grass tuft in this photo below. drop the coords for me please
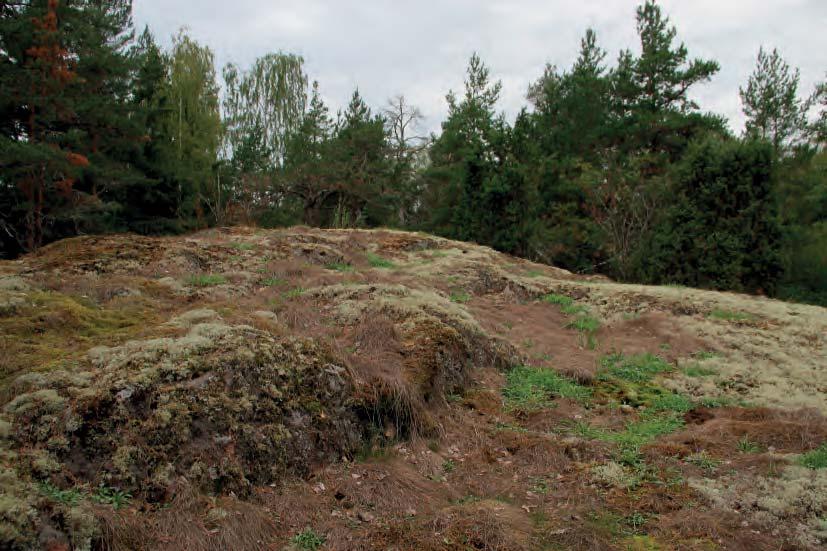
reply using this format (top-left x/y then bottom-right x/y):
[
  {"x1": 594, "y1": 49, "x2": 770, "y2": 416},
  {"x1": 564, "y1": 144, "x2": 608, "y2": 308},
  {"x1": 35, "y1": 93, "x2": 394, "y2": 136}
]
[
  {"x1": 542, "y1": 293, "x2": 574, "y2": 307},
  {"x1": 599, "y1": 353, "x2": 672, "y2": 383},
  {"x1": 503, "y1": 366, "x2": 591, "y2": 411},
  {"x1": 799, "y1": 443, "x2": 827, "y2": 469},
  {"x1": 187, "y1": 274, "x2": 226, "y2": 287},
  {"x1": 366, "y1": 252, "x2": 395, "y2": 268},
  {"x1": 449, "y1": 290, "x2": 471, "y2": 304},
  {"x1": 709, "y1": 309, "x2": 756, "y2": 322},
  {"x1": 325, "y1": 262, "x2": 355, "y2": 273}
]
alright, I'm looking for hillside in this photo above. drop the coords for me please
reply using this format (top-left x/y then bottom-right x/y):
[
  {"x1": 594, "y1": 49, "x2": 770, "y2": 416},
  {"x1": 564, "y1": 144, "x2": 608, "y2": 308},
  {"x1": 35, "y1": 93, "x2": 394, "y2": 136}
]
[{"x1": 1, "y1": 227, "x2": 826, "y2": 551}]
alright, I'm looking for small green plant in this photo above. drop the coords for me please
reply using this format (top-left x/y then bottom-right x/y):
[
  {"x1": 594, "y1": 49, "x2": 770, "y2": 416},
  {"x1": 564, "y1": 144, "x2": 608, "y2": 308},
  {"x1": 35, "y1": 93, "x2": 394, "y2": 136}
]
[
  {"x1": 525, "y1": 270, "x2": 544, "y2": 278},
  {"x1": 442, "y1": 459, "x2": 456, "y2": 473},
  {"x1": 560, "y1": 303, "x2": 587, "y2": 315},
  {"x1": 229, "y1": 242, "x2": 255, "y2": 251},
  {"x1": 682, "y1": 364, "x2": 716, "y2": 377},
  {"x1": 685, "y1": 451, "x2": 721, "y2": 471},
  {"x1": 91, "y1": 485, "x2": 132, "y2": 509},
  {"x1": 366, "y1": 252, "x2": 395, "y2": 268},
  {"x1": 565, "y1": 314, "x2": 601, "y2": 349},
  {"x1": 598, "y1": 353, "x2": 672, "y2": 383},
  {"x1": 709, "y1": 309, "x2": 755, "y2": 322},
  {"x1": 325, "y1": 262, "x2": 354, "y2": 273},
  {"x1": 799, "y1": 443, "x2": 827, "y2": 469},
  {"x1": 530, "y1": 477, "x2": 550, "y2": 494},
  {"x1": 648, "y1": 392, "x2": 694, "y2": 414},
  {"x1": 261, "y1": 276, "x2": 287, "y2": 287},
  {"x1": 625, "y1": 511, "x2": 647, "y2": 531},
  {"x1": 283, "y1": 287, "x2": 305, "y2": 299},
  {"x1": 503, "y1": 366, "x2": 591, "y2": 411},
  {"x1": 565, "y1": 314, "x2": 600, "y2": 334},
  {"x1": 542, "y1": 293, "x2": 574, "y2": 307},
  {"x1": 737, "y1": 435, "x2": 762, "y2": 454},
  {"x1": 39, "y1": 482, "x2": 83, "y2": 506},
  {"x1": 187, "y1": 273, "x2": 226, "y2": 287},
  {"x1": 693, "y1": 350, "x2": 720, "y2": 361},
  {"x1": 450, "y1": 290, "x2": 470, "y2": 304},
  {"x1": 291, "y1": 527, "x2": 326, "y2": 550}
]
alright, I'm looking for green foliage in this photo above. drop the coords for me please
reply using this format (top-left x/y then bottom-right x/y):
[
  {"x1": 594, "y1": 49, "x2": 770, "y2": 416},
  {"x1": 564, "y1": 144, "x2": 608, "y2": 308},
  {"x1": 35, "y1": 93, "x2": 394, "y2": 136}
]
[
  {"x1": 283, "y1": 287, "x2": 305, "y2": 299},
  {"x1": 599, "y1": 353, "x2": 672, "y2": 383},
  {"x1": 565, "y1": 315, "x2": 600, "y2": 335},
  {"x1": 442, "y1": 459, "x2": 456, "y2": 473},
  {"x1": 542, "y1": 293, "x2": 574, "y2": 307},
  {"x1": 229, "y1": 242, "x2": 255, "y2": 251},
  {"x1": 366, "y1": 252, "x2": 395, "y2": 268},
  {"x1": 799, "y1": 443, "x2": 827, "y2": 469},
  {"x1": 187, "y1": 274, "x2": 227, "y2": 287},
  {"x1": 737, "y1": 436, "x2": 762, "y2": 454},
  {"x1": 638, "y1": 137, "x2": 783, "y2": 294},
  {"x1": 91, "y1": 485, "x2": 132, "y2": 509},
  {"x1": 682, "y1": 364, "x2": 716, "y2": 377},
  {"x1": 291, "y1": 528, "x2": 326, "y2": 550},
  {"x1": 740, "y1": 47, "x2": 807, "y2": 154},
  {"x1": 503, "y1": 366, "x2": 591, "y2": 411},
  {"x1": 449, "y1": 290, "x2": 471, "y2": 304},
  {"x1": 39, "y1": 483, "x2": 83, "y2": 507},
  {"x1": 709, "y1": 309, "x2": 756, "y2": 322},
  {"x1": 325, "y1": 263, "x2": 354, "y2": 273}
]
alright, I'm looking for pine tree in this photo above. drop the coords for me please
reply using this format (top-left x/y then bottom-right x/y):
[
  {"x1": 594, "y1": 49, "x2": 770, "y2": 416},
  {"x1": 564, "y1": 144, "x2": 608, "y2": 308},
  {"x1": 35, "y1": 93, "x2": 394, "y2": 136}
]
[{"x1": 740, "y1": 47, "x2": 806, "y2": 155}]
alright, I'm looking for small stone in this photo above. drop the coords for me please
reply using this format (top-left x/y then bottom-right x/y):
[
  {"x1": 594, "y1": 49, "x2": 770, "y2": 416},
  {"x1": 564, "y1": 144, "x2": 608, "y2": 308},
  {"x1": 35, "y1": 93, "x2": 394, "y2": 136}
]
[
  {"x1": 357, "y1": 511, "x2": 375, "y2": 523},
  {"x1": 620, "y1": 404, "x2": 635, "y2": 414}
]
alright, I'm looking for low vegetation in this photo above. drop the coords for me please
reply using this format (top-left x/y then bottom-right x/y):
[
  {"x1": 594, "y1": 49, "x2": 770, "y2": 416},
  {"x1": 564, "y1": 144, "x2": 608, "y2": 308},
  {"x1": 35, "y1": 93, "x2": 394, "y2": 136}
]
[{"x1": 0, "y1": 227, "x2": 825, "y2": 550}]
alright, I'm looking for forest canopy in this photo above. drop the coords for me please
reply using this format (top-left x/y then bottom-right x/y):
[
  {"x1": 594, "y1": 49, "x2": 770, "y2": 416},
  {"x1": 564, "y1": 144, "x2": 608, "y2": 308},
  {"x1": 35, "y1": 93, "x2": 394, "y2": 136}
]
[{"x1": 1, "y1": 0, "x2": 825, "y2": 305}]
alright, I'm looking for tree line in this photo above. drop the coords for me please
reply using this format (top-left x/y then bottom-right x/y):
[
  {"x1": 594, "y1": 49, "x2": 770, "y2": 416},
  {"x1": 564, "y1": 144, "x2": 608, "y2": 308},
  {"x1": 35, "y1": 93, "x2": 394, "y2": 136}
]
[{"x1": 1, "y1": 1, "x2": 826, "y2": 305}]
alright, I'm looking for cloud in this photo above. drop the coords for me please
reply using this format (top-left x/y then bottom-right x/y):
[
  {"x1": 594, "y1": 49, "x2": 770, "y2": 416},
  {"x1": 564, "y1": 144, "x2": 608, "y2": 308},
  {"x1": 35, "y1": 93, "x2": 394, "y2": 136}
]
[{"x1": 133, "y1": 0, "x2": 827, "y2": 134}]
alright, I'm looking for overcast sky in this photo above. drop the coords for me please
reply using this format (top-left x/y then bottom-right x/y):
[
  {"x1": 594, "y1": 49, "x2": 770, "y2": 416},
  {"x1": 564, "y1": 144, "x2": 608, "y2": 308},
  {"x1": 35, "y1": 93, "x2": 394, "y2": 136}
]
[{"x1": 133, "y1": 0, "x2": 826, "y2": 135}]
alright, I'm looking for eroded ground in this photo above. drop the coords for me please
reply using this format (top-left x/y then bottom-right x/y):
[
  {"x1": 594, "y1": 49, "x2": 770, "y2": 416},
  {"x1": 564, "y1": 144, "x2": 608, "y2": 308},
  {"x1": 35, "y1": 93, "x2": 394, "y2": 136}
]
[{"x1": 1, "y1": 227, "x2": 826, "y2": 550}]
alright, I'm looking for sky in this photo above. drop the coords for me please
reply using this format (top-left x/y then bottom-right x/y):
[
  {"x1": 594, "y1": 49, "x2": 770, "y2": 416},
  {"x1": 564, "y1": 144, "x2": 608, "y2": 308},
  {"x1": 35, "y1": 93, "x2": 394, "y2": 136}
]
[{"x1": 133, "y1": 0, "x2": 827, "y2": 135}]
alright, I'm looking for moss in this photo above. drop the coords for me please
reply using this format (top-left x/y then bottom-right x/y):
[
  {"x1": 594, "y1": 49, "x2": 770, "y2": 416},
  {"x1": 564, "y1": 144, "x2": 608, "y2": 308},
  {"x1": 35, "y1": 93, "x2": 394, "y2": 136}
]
[
  {"x1": 4, "y1": 389, "x2": 65, "y2": 417},
  {"x1": 0, "y1": 291, "x2": 156, "y2": 387}
]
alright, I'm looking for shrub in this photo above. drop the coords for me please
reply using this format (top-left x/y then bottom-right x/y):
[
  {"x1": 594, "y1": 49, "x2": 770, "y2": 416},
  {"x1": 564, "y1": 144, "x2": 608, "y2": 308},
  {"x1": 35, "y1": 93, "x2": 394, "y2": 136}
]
[{"x1": 291, "y1": 528, "x2": 326, "y2": 550}]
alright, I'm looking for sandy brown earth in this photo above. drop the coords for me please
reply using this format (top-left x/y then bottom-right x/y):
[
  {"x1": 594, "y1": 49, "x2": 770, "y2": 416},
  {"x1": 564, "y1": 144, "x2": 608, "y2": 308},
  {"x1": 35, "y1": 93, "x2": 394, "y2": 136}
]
[{"x1": 1, "y1": 226, "x2": 826, "y2": 550}]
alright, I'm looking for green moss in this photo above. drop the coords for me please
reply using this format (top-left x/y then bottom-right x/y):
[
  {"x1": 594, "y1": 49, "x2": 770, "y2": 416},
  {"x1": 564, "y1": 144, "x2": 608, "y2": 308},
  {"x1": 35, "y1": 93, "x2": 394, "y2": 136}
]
[
  {"x1": 261, "y1": 277, "x2": 287, "y2": 287},
  {"x1": 503, "y1": 366, "x2": 591, "y2": 411},
  {"x1": 0, "y1": 291, "x2": 155, "y2": 385},
  {"x1": 229, "y1": 242, "x2": 255, "y2": 251},
  {"x1": 449, "y1": 290, "x2": 471, "y2": 304}
]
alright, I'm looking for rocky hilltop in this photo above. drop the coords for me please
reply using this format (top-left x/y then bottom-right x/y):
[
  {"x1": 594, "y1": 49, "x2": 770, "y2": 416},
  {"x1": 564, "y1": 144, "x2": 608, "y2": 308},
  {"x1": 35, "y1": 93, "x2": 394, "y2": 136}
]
[{"x1": 1, "y1": 227, "x2": 826, "y2": 550}]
